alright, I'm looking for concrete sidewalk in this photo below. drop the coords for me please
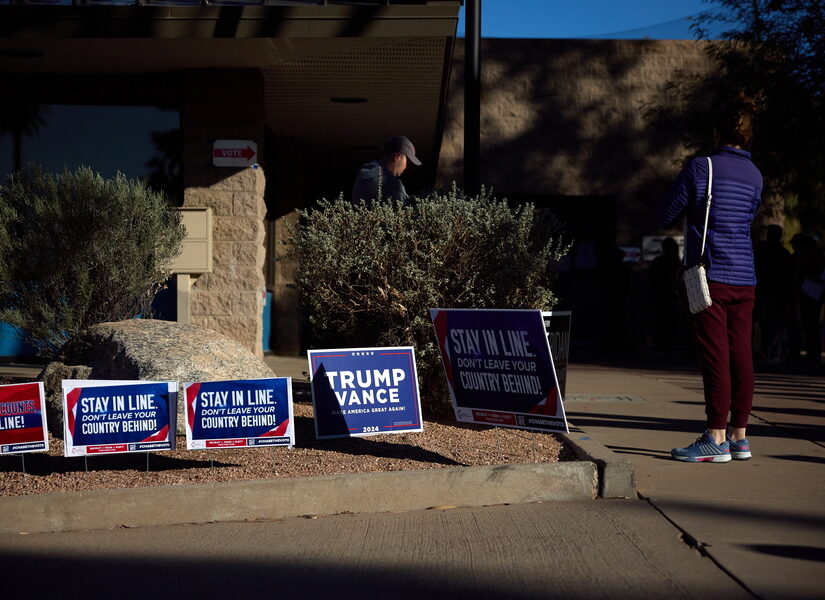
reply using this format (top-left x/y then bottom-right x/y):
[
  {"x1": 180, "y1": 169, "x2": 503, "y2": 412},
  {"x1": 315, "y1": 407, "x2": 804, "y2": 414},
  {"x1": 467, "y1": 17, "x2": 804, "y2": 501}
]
[
  {"x1": 563, "y1": 358, "x2": 825, "y2": 600},
  {"x1": 0, "y1": 500, "x2": 752, "y2": 600}
]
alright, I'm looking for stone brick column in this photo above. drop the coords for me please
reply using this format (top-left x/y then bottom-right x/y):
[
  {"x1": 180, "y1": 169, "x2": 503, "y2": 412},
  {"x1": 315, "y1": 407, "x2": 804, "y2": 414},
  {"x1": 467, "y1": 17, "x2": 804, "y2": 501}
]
[{"x1": 182, "y1": 70, "x2": 267, "y2": 357}]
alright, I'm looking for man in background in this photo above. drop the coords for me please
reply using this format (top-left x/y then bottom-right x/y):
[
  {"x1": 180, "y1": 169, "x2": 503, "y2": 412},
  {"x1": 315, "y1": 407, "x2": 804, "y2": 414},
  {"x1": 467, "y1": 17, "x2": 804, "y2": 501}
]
[{"x1": 352, "y1": 136, "x2": 421, "y2": 204}]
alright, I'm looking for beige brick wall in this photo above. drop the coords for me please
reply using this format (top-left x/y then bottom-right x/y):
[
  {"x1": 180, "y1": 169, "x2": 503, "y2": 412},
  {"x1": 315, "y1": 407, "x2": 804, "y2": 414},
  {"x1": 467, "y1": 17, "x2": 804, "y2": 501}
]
[{"x1": 182, "y1": 70, "x2": 267, "y2": 356}]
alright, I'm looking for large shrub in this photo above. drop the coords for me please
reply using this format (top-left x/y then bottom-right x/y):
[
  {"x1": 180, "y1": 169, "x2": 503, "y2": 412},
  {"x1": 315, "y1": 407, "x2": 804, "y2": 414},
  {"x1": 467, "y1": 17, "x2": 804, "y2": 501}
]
[
  {"x1": 286, "y1": 186, "x2": 570, "y2": 413},
  {"x1": 0, "y1": 165, "x2": 185, "y2": 355}
]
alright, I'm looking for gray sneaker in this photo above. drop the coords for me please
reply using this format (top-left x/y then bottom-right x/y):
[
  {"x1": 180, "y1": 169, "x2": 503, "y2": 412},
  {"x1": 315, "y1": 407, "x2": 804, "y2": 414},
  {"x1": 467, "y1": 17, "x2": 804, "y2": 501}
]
[
  {"x1": 727, "y1": 436, "x2": 752, "y2": 460},
  {"x1": 671, "y1": 431, "x2": 732, "y2": 463}
]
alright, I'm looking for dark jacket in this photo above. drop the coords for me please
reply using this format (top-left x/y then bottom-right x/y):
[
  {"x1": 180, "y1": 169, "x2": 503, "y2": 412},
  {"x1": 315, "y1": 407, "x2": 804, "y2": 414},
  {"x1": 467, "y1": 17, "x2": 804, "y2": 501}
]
[
  {"x1": 351, "y1": 161, "x2": 408, "y2": 203},
  {"x1": 659, "y1": 146, "x2": 763, "y2": 286}
]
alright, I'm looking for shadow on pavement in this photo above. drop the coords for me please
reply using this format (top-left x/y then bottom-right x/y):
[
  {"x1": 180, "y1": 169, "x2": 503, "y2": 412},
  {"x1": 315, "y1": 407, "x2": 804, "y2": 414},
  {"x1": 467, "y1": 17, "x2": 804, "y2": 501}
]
[
  {"x1": 598, "y1": 444, "x2": 671, "y2": 459},
  {"x1": 565, "y1": 412, "x2": 780, "y2": 438},
  {"x1": 652, "y1": 498, "x2": 825, "y2": 529},
  {"x1": 744, "y1": 544, "x2": 825, "y2": 562},
  {"x1": 0, "y1": 551, "x2": 609, "y2": 600},
  {"x1": 768, "y1": 454, "x2": 825, "y2": 465}
]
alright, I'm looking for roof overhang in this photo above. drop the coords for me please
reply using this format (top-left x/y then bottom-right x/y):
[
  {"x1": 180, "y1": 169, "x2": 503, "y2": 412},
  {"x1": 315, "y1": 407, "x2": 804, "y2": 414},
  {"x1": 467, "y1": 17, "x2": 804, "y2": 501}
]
[
  {"x1": 0, "y1": 3, "x2": 461, "y2": 180},
  {"x1": 0, "y1": 4, "x2": 461, "y2": 42}
]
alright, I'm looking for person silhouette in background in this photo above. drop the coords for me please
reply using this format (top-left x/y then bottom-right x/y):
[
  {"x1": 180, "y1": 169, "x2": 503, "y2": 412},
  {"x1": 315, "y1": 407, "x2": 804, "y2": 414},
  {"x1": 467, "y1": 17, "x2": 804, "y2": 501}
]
[
  {"x1": 352, "y1": 136, "x2": 421, "y2": 204},
  {"x1": 754, "y1": 225, "x2": 793, "y2": 364},
  {"x1": 649, "y1": 237, "x2": 682, "y2": 353}
]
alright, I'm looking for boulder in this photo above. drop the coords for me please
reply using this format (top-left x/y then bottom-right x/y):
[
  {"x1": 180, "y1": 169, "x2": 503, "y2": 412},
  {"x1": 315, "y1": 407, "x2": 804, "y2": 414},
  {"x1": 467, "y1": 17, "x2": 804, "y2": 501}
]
[
  {"x1": 40, "y1": 362, "x2": 93, "y2": 437},
  {"x1": 40, "y1": 319, "x2": 276, "y2": 436}
]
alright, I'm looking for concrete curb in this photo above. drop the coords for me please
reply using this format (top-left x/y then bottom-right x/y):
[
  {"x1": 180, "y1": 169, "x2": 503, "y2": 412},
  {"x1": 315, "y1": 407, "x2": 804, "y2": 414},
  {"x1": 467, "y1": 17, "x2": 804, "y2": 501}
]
[
  {"x1": 562, "y1": 423, "x2": 636, "y2": 499},
  {"x1": 0, "y1": 461, "x2": 598, "y2": 534}
]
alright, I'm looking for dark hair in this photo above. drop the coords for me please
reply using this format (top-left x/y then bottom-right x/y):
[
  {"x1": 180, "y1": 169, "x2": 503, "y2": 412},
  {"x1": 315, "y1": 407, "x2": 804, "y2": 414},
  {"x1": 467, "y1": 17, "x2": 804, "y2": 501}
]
[{"x1": 714, "y1": 92, "x2": 756, "y2": 149}]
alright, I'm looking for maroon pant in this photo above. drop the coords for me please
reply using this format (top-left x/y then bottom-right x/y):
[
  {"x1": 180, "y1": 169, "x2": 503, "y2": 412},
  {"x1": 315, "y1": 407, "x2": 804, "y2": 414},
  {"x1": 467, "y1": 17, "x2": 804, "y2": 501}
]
[{"x1": 690, "y1": 281, "x2": 756, "y2": 430}]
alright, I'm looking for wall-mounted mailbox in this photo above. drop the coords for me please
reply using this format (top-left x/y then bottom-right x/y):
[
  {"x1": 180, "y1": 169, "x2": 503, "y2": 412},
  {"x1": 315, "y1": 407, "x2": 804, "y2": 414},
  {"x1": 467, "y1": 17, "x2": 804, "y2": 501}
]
[{"x1": 170, "y1": 208, "x2": 213, "y2": 274}]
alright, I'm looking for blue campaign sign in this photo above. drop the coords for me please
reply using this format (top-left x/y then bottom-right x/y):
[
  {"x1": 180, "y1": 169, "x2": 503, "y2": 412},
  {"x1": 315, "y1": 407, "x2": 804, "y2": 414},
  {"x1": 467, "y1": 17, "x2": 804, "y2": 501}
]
[
  {"x1": 184, "y1": 378, "x2": 294, "y2": 449},
  {"x1": 308, "y1": 347, "x2": 423, "y2": 439},
  {"x1": 430, "y1": 308, "x2": 568, "y2": 433},
  {"x1": 62, "y1": 380, "x2": 177, "y2": 456}
]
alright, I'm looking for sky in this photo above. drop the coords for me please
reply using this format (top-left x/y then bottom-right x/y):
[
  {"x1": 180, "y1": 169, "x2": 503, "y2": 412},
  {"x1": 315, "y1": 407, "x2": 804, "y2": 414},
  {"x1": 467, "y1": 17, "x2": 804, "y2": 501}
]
[{"x1": 457, "y1": 0, "x2": 723, "y2": 40}]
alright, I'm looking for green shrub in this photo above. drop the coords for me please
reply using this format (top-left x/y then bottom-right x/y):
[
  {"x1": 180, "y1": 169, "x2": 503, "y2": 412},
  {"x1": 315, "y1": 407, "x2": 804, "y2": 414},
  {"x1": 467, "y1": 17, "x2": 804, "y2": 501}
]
[
  {"x1": 285, "y1": 185, "x2": 570, "y2": 414},
  {"x1": 0, "y1": 165, "x2": 185, "y2": 355}
]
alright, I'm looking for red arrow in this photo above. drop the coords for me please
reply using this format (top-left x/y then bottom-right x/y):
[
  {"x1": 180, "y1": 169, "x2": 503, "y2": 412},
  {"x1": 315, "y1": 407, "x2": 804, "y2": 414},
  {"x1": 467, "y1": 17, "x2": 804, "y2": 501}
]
[{"x1": 213, "y1": 146, "x2": 256, "y2": 160}]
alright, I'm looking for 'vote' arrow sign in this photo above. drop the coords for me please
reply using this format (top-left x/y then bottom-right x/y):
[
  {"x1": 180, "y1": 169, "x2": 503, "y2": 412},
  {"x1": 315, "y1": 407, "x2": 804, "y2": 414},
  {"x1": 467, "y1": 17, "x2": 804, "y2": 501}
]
[
  {"x1": 212, "y1": 140, "x2": 258, "y2": 167},
  {"x1": 214, "y1": 146, "x2": 255, "y2": 160}
]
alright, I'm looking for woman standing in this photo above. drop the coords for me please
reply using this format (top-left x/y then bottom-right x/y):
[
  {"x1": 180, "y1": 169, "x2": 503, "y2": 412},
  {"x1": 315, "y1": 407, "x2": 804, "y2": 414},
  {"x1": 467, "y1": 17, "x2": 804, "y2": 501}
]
[{"x1": 659, "y1": 94, "x2": 763, "y2": 463}]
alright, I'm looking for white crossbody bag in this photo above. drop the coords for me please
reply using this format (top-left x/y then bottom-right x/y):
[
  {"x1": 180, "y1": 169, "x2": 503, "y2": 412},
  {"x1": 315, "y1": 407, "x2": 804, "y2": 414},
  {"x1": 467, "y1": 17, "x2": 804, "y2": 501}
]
[{"x1": 682, "y1": 157, "x2": 713, "y2": 314}]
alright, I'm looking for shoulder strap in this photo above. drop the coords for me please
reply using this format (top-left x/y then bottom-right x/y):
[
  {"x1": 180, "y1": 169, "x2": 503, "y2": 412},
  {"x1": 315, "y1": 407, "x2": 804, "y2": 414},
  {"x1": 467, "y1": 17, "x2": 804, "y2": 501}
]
[{"x1": 698, "y1": 157, "x2": 713, "y2": 262}]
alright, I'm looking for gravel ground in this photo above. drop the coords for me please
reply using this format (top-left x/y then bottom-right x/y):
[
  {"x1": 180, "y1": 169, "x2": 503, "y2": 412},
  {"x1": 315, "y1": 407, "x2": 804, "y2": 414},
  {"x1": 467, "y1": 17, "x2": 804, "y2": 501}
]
[{"x1": 1, "y1": 384, "x2": 573, "y2": 497}]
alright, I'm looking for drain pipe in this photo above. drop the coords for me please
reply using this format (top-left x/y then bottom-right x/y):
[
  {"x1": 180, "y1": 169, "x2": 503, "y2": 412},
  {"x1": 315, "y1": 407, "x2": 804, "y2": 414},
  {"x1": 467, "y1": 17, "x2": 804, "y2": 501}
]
[{"x1": 464, "y1": 0, "x2": 481, "y2": 197}]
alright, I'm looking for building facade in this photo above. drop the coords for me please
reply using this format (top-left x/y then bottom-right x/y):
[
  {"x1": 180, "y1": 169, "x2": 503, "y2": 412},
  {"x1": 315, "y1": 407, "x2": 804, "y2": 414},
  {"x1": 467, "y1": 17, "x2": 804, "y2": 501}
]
[{"x1": 2, "y1": 6, "x2": 779, "y2": 355}]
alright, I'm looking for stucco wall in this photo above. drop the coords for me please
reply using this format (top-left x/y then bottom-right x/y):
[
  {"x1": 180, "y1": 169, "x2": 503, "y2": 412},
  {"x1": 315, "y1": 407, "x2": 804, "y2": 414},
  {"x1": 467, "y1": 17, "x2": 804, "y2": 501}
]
[{"x1": 437, "y1": 38, "x2": 717, "y2": 242}]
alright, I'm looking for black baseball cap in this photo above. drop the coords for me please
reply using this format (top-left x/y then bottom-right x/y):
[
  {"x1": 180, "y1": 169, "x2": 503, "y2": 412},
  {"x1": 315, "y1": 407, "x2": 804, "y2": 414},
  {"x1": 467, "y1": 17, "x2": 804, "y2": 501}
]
[{"x1": 383, "y1": 136, "x2": 421, "y2": 166}]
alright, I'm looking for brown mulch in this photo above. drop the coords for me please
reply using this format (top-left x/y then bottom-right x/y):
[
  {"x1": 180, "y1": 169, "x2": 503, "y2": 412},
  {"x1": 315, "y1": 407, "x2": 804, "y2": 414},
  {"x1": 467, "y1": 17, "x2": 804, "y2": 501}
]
[{"x1": 0, "y1": 379, "x2": 574, "y2": 497}]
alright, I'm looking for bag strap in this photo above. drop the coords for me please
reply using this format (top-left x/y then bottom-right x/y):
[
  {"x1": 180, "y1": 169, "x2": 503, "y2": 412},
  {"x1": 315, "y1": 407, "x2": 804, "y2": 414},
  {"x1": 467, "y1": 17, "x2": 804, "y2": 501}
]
[{"x1": 698, "y1": 157, "x2": 713, "y2": 261}]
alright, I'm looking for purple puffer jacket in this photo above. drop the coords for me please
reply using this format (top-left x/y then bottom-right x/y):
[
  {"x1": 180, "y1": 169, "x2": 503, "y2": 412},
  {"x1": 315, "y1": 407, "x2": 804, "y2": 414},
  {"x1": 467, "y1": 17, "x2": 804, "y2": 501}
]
[{"x1": 659, "y1": 146, "x2": 763, "y2": 286}]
